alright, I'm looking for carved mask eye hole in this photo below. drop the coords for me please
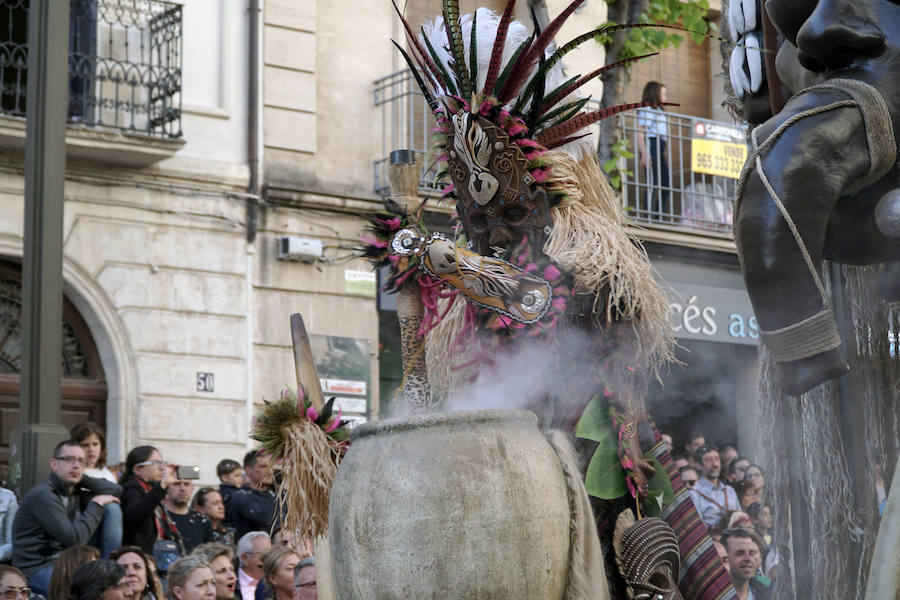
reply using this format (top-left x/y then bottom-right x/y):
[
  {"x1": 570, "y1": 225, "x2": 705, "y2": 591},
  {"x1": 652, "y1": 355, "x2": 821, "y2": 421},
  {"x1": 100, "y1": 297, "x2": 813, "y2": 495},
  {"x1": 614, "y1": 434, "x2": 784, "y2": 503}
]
[
  {"x1": 501, "y1": 205, "x2": 529, "y2": 226},
  {"x1": 469, "y1": 212, "x2": 489, "y2": 232}
]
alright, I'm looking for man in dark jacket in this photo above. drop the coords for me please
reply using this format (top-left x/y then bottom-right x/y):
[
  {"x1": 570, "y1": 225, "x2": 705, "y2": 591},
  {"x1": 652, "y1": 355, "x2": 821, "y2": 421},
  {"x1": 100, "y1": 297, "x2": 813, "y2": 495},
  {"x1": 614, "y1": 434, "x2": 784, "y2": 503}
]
[
  {"x1": 230, "y1": 450, "x2": 276, "y2": 539},
  {"x1": 12, "y1": 440, "x2": 121, "y2": 595}
]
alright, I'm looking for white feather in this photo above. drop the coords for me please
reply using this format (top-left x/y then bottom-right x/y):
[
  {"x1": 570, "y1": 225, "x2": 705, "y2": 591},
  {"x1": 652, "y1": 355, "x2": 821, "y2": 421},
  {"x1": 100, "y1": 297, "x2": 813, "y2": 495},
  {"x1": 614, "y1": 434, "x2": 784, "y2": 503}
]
[{"x1": 419, "y1": 8, "x2": 596, "y2": 157}]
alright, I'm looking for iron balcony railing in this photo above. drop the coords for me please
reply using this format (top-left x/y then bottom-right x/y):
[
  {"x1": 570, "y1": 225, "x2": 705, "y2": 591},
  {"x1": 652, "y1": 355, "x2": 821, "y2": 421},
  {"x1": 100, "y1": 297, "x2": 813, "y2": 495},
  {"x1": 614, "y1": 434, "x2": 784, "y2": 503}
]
[
  {"x1": 618, "y1": 110, "x2": 745, "y2": 235},
  {"x1": 0, "y1": 0, "x2": 182, "y2": 138},
  {"x1": 374, "y1": 68, "x2": 745, "y2": 236}
]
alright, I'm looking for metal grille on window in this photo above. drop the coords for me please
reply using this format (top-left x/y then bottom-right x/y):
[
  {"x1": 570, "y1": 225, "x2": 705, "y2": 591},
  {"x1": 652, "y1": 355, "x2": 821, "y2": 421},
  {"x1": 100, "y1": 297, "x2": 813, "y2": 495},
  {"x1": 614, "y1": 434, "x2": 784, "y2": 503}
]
[
  {"x1": 0, "y1": 0, "x2": 182, "y2": 138},
  {"x1": 0, "y1": 276, "x2": 89, "y2": 377}
]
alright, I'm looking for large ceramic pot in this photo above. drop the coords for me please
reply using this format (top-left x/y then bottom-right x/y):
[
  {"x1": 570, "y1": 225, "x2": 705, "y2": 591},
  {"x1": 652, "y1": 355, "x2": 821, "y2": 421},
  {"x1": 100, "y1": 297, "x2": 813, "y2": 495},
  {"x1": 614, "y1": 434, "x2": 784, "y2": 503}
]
[{"x1": 328, "y1": 410, "x2": 571, "y2": 599}]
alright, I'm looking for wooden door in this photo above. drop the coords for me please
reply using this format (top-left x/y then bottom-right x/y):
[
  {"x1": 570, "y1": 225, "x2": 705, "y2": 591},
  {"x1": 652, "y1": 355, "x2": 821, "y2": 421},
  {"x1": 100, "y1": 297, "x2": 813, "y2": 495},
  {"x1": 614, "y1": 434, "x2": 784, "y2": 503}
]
[{"x1": 0, "y1": 262, "x2": 108, "y2": 485}]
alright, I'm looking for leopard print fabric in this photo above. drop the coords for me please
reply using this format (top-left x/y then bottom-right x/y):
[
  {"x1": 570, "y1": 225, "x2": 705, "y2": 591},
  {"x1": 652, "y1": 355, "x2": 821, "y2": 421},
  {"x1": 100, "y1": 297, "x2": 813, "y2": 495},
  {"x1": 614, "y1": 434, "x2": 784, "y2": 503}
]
[{"x1": 399, "y1": 315, "x2": 437, "y2": 410}]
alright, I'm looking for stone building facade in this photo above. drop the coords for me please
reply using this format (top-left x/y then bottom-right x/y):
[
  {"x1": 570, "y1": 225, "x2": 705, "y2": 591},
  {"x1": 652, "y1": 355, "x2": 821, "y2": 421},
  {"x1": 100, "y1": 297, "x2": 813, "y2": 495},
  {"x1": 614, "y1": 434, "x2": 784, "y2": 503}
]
[{"x1": 1, "y1": 0, "x2": 749, "y2": 485}]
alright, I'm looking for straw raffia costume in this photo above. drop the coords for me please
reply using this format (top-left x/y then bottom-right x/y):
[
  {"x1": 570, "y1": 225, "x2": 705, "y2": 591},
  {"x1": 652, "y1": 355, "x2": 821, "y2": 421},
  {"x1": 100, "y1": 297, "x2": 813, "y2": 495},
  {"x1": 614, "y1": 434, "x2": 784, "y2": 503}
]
[{"x1": 365, "y1": 2, "x2": 737, "y2": 598}]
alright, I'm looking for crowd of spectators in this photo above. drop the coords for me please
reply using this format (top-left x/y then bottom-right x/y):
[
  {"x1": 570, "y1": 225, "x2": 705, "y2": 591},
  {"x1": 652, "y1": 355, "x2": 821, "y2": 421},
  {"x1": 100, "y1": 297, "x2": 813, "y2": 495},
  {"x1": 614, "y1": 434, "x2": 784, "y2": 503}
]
[
  {"x1": 663, "y1": 431, "x2": 777, "y2": 600},
  {"x1": 0, "y1": 421, "x2": 317, "y2": 600}
]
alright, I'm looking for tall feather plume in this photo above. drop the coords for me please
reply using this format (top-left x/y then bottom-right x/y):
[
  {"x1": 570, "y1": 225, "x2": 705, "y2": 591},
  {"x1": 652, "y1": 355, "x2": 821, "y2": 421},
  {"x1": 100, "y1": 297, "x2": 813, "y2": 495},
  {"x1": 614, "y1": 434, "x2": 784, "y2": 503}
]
[
  {"x1": 493, "y1": 34, "x2": 532, "y2": 97},
  {"x1": 482, "y1": 0, "x2": 516, "y2": 96},
  {"x1": 422, "y1": 25, "x2": 459, "y2": 96},
  {"x1": 392, "y1": 40, "x2": 439, "y2": 110},
  {"x1": 468, "y1": 10, "x2": 479, "y2": 91},
  {"x1": 538, "y1": 53, "x2": 658, "y2": 116},
  {"x1": 442, "y1": 0, "x2": 472, "y2": 98},
  {"x1": 497, "y1": 0, "x2": 586, "y2": 104},
  {"x1": 538, "y1": 97, "x2": 590, "y2": 131},
  {"x1": 516, "y1": 6, "x2": 544, "y2": 116},
  {"x1": 536, "y1": 101, "x2": 678, "y2": 148},
  {"x1": 391, "y1": 0, "x2": 445, "y2": 91},
  {"x1": 525, "y1": 52, "x2": 546, "y2": 125}
]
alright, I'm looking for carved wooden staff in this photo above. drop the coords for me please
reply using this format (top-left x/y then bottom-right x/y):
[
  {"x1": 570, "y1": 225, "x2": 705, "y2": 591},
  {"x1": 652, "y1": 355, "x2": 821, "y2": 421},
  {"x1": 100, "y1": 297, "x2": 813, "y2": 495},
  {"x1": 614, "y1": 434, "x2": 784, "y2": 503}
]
[
  {"x1": 288, "y1": 312, "x2": 335, "y2": 600},
  {"x1": 387, "y1": 150, "x2": 435, "y2": 411},
  {"x1": 290, "y1": 313, "x2": 325, "y2": 411}
]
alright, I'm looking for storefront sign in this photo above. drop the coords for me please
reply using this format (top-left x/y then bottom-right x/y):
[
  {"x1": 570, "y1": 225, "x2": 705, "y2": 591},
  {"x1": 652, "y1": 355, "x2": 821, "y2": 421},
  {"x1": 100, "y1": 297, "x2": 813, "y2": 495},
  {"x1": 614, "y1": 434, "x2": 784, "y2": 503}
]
[
  {"x1": 309, "y1": 334, "x2": 371, "y2": 419},
  {"x1": 661, "y1": 281, "x2": 758, "y2": 345},
  {"x1": 345, "y1": 269, "x2": 376, "y2": 297},
  {"x1": 333, "y1": 396, "x2": 368, "y2": 414},
  {"x1": 324, "y1": 378, "x2": 367, "y2": 396},
  {"x1": 691, "y1": 121, "x2": 747, "y2": 179}
]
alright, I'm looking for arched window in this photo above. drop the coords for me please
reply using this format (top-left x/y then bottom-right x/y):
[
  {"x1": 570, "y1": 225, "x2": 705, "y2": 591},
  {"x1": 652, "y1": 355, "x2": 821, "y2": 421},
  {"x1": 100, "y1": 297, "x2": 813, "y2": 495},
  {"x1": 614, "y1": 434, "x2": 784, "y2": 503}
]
[{"x1": 0, "y1": 262, "x2": 108, "y2": 483}]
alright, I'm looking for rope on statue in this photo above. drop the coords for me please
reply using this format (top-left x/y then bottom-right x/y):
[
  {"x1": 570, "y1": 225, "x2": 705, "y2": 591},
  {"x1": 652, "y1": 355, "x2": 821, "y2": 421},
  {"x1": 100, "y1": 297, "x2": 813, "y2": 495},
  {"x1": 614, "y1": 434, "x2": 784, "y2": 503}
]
[{"x1": 735, "y1": 78, "x2": 897, "y2": 363}]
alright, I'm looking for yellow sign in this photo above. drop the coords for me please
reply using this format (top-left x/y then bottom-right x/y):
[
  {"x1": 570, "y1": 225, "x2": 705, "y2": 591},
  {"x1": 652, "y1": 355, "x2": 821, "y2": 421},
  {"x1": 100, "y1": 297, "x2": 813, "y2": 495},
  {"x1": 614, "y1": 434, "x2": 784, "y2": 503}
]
[
  {"x1": 690, "y1": 120, "x2": 748, "y2": 180},
  {"x1": 692, "y1": 139, "x2": 747, "y2": 179}
]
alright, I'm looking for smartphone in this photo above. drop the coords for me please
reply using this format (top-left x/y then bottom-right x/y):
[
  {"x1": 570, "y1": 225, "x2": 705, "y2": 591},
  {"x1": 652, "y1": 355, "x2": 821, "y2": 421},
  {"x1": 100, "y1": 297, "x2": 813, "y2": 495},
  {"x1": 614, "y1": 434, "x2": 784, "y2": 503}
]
[{"x1": 176, "y1": 465, "x2": 200, "y2": 480}]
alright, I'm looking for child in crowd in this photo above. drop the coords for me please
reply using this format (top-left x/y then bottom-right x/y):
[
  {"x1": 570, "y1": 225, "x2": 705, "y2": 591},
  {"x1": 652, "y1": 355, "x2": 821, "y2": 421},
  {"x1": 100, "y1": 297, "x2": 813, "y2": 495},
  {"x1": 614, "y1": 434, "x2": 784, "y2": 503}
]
[
  {"x1": 216, "y1": 459, "x2": 244, "y2": 529},
  {"x1": 71, "y1": 422, "x2": 118, "y2": 484}
]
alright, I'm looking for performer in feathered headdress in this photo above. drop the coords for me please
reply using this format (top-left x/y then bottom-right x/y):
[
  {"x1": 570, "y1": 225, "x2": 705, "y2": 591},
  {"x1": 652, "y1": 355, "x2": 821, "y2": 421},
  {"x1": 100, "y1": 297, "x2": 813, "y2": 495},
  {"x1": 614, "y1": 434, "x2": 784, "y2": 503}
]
[{"x1": 363, "y1": 1, "x2": 737, "y2": 598}]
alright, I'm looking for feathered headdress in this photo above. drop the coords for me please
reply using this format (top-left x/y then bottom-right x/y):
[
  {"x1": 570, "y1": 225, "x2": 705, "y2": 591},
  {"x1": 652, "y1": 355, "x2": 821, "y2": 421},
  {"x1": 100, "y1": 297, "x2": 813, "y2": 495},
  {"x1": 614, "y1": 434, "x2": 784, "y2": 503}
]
[
  {"x1": 393, "y1": 0, "x2": 667, "y2": 153},
  {"x1": 390, "y1": 0, "x2": 677, "y2": 383}
]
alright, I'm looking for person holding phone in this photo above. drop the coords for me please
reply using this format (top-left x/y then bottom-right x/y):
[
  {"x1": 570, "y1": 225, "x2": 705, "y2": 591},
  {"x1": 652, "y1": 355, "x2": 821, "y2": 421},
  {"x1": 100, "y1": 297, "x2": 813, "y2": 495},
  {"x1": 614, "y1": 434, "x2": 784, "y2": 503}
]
[
  {"x1": 120, "y1": 446, "x2": 175, "y2": 556},
  {"x1": 162, "y1": 466, "x2": 214, "y2": 554}
]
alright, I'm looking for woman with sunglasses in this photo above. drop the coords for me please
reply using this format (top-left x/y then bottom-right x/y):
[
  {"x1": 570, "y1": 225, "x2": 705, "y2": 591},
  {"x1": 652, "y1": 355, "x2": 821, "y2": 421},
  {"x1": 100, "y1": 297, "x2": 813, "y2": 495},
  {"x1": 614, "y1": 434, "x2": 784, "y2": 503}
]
[
  {"x1": 120, "y1": 446, "x2": 175, "y2": 555},
  {"x1": 0, "y1": 565, "x2": 33, "y2": 600}
]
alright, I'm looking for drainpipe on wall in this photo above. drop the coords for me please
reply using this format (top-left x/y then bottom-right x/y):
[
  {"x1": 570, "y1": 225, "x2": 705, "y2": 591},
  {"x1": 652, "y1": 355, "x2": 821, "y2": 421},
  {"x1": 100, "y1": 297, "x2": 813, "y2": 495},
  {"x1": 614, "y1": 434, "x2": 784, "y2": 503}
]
[
  {"x1": 247, "y1": 0, "x2": 260, "y2": 244},
  {"x1": 245, "y1": 0, "x2": 262, "y2": 449}
]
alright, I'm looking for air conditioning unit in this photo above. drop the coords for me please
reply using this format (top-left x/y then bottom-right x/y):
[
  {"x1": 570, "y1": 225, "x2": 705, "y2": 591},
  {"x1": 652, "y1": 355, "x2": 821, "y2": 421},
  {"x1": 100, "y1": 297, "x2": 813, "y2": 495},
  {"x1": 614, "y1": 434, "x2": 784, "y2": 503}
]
[{"x1": 277, "y1": 236, "x2": 323, "y2": 262}]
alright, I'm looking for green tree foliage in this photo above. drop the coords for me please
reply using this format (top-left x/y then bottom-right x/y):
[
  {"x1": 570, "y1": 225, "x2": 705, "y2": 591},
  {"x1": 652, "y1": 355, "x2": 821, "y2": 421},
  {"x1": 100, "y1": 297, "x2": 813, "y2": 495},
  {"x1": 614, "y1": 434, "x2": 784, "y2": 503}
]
[{"x1": 596, "y1": 0, "x2": 714, "y2": 183}]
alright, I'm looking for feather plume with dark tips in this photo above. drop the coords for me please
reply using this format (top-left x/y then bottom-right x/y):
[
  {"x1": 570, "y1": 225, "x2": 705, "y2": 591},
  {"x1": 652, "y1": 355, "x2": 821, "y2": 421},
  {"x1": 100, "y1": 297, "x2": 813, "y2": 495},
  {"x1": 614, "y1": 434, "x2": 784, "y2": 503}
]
[
  {"x1": 482, "y1": 0, "x2": 516, "y2": 96},
  {"x1": 497, "y1": 0, "x2": 586, "y2": 104},
  {"x1": 390, "y1": 0, "x2": 445, "y2": 91},
  {"x1": 539, "y1": 53, "x2": 658, "y2": 118},
  {"x1": 536, "y1": 101, "x2": 678, "y2": 148},
  {"x1": 442, "y1": 0, "x2": 471, "y2": 98},
  {"x1": 422, "y1": 26, "x2": 458, "y2": 96},
  {"x1": 392, "y1": 40, "x2": 439, "y2": 111}
]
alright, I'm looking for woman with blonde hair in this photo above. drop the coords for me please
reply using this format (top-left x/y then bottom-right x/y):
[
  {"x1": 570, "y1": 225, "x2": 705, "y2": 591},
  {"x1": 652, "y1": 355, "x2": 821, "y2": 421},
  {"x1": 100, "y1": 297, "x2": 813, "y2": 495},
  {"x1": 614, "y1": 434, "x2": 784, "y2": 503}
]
[
  {"x1": 191, "y1": 543, "x2": 236, "y2": 600},
  {"x1": 166, "y1": 556, "x2": 215, "y2": 600},
  {"x1": 260, "y1": 546, "x2": 301, "y2": 600}
]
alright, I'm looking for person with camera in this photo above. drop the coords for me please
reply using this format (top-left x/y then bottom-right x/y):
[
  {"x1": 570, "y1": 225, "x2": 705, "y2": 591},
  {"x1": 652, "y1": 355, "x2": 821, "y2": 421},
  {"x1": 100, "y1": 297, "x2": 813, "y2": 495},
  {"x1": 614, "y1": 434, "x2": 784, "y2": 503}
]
[
  {"x1": 162, "y1": 466, "x2": 214, "y2": 555},
  {"x1": 120, "y1": 446, "x2": 177, "y2": 560},
  {"x1": 11, "y1": 440, "x2": 121, "y2": 596}
]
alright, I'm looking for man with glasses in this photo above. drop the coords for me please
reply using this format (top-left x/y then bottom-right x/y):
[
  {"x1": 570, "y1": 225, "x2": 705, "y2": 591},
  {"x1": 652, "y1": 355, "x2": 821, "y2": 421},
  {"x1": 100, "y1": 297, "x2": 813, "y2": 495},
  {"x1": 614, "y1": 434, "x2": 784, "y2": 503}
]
[
  {"x1": 293, "y1": 556, "x2": 316, "y2": 600},
  {"x1": 679, "y1": 465, "x2": 699, "y2": 488},
  {"x1": 11, "y1": 440, "x2": 121, "y2": 596},
  {"x1": 235, "y1": 530, "x2": 270, "y2": 599}
]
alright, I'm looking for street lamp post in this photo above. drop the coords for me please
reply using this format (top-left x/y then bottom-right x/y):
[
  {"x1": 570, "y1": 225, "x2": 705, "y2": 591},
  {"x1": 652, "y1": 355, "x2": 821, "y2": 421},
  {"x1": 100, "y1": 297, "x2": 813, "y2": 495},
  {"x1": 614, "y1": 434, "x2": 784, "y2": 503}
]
[{"x1": 10, "y1": 0, "x2": 72, "y2": 494}]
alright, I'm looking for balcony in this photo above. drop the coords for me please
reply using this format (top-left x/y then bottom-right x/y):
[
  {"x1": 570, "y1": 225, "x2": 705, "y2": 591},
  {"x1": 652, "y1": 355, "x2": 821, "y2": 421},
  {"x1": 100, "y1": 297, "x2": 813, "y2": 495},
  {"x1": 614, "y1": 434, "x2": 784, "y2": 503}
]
[
  {"x1": 374, "y1": 68, "x2": 745, "y2": 245},
  {"x1": 0, "y1": 0, "x2": 184, "y2": 166}
]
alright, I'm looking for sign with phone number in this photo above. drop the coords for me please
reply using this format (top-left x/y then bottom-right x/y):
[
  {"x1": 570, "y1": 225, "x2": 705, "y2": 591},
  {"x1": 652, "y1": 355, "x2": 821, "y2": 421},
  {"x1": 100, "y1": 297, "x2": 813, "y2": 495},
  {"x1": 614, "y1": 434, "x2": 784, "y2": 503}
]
[{"x1": 690, "y1": 121, "x2": 748, "y2": 180}]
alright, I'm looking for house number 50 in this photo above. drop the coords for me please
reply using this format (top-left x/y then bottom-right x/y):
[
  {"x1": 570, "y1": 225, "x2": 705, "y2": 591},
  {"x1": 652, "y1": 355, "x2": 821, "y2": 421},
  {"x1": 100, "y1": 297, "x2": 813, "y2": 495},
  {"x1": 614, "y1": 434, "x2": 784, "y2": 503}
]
[{"x1": 196, "y1": 372, "x2": 215, "y2": 392}]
